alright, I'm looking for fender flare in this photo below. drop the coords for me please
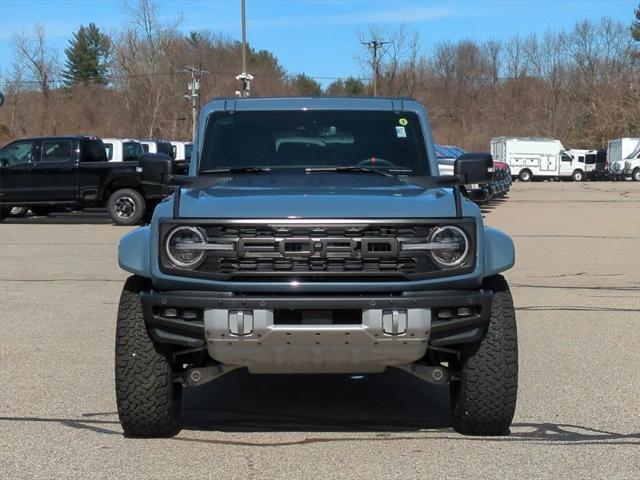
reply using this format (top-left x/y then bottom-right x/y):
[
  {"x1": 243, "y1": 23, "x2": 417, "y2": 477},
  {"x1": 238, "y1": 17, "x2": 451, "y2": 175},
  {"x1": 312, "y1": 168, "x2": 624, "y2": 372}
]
[{"x1": 483, "y1": 226, "x2": 515, "y2": 276}]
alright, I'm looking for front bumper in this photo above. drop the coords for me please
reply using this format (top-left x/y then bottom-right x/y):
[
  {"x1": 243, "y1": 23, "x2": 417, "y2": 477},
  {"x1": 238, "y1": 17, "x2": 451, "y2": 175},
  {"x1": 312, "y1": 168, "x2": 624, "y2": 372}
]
[{"x1": 141, "y1": 289, "x2": 492, "y2": 373}]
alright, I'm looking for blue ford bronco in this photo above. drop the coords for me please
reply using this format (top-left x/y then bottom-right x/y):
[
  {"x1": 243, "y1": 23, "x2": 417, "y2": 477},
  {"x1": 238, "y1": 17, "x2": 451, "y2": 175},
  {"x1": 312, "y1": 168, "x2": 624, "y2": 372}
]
[{"x1": 115, "y1": 97, "x2": 517, "y2": 437}]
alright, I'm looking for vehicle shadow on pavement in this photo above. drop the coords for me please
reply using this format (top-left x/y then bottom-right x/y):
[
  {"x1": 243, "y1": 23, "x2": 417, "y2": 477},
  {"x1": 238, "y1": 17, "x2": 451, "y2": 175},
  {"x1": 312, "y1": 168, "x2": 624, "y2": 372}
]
[
  {"x1": 1, "y1": 209, "x2": 114, "y2": 225},
  {"x1": 1, "y1": 370, "x2": 638, "y2": 445},
  {"x1": 180, "y1": 368, "x2": 452, "y2": 432}
]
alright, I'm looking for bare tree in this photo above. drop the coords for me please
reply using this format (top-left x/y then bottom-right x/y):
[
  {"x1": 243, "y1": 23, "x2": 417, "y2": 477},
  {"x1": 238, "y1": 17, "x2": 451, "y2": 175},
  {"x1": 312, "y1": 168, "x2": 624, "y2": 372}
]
[{"x1": 12, "y1": 24, "x2": 58, "y2": 98}]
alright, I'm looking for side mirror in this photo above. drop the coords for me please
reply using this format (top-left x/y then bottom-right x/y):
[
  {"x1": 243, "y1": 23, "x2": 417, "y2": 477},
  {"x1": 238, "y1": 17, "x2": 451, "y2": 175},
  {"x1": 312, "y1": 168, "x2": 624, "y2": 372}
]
[
  {"x1": 454, "y1": 153, "x2": 492, "y2": 184},
  {"x1": 137, "y1": 153, "x2": 174, "y2": 185}
]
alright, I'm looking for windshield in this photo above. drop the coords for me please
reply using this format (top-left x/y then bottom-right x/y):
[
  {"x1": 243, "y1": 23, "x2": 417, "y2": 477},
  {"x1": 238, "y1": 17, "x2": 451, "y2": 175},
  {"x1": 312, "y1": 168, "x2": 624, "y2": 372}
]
[{"x1": 200, "y1": 110, "x2": 429, "y2": 175}]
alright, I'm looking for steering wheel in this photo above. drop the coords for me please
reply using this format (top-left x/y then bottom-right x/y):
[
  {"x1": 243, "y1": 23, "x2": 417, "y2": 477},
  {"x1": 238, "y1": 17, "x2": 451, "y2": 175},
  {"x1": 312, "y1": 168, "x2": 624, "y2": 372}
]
[{"x1": 356, "y1": 157, "x2": 395, "y2": 167}]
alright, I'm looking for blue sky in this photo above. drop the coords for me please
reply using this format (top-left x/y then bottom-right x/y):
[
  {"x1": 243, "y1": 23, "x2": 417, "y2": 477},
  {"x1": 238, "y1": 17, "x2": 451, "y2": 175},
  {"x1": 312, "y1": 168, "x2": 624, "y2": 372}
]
[{"x1": 0, "y1": 0, "x2": 637, "y2": 85}]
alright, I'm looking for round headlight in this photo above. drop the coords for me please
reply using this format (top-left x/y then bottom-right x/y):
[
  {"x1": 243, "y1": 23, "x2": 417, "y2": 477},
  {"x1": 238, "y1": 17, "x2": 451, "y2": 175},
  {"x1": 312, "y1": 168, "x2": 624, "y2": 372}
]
[
  {"x1": 428, "y1": 226, "x2": 470, "y2": 268},
  {"x1": 165, "y1": 226, "x2": 207, "y2": 269}
]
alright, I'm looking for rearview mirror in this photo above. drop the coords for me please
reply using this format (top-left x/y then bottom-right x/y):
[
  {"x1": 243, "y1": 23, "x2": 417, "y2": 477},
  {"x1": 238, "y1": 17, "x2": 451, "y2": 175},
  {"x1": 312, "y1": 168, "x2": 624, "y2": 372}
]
[
  {"x1": 454, "y1": 153, "x2": 493, "y2": 184},
  {"x1": 137, "y1": 153, "x2": 174, "y2": 185}
]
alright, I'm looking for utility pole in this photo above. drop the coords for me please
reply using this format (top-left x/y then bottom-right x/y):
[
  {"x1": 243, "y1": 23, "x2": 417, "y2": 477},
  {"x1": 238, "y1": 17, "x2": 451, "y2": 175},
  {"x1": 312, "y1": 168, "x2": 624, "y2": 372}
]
[
  {"x1": 183, "y1": 66, "x2": 208, "y2": 140},
  {"x1": 362, "y1": 39, "x2": 389, "y2": 97},
  {"x1": 235, "y1": 0, "x2": 253, "y2": 97}
]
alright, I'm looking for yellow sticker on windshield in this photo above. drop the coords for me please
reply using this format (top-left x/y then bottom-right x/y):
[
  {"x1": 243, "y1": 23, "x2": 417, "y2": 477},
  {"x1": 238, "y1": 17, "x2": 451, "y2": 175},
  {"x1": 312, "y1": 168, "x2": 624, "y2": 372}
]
[{"x1": 399, "y1": 118, "x2": 408, "y2": 126}]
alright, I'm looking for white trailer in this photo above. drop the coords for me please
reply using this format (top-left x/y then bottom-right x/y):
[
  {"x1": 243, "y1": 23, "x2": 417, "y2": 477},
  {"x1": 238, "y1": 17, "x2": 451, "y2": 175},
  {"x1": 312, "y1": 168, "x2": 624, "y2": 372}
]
[
  {"x1": 607, "y1": 138, "x2": 640, "y2": 178},
  {"x1": 490, "y1": 137, "x2": 585, "y2": 181},
  {"x1": 102, "y1": 138, "x2": 144, "y2": 162}
]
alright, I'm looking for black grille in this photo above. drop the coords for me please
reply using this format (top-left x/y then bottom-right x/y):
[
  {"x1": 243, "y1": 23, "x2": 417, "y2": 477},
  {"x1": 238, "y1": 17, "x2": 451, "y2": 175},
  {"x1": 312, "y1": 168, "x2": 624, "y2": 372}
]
[{"x1": 160, "y1": 220, "x2": 475, "y2": 281}]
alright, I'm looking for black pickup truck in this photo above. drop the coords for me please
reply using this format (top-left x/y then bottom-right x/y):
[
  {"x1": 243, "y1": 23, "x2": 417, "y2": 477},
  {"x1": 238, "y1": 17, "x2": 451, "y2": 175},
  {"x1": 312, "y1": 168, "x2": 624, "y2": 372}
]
[{"x1": 0, "y1": 136, "x2": 169, "y2": 225}]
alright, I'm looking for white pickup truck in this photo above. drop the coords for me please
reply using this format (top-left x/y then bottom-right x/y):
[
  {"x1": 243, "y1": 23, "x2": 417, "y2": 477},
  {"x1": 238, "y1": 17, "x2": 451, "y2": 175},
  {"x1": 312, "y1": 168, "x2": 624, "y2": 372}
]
[{"x1": 103, "y1": 138, "x2": 144, "y2": 162}]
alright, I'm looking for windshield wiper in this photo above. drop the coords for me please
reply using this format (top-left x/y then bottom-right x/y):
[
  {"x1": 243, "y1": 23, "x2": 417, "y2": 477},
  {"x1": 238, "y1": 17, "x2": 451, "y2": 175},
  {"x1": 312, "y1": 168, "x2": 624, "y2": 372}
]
[
  {"x1": 200, "y1": 167, "x2": 271, "y2": 174},
  {"x1": 305, "y1": 166, "x2": 398, "y2": 177}
]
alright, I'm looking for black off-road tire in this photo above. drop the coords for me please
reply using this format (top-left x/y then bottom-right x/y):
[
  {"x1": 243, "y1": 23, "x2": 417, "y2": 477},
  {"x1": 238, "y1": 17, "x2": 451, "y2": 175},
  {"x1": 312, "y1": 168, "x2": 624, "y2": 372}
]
[
  {"x1": 450, "y1": 275, "x2": 518, "y2": 436},
  {"x1": 115, "y1": 276, "x2": 182, "y2": 437},
  {"x1": 29, "y1": 206, "x2": 53, "y2": 216},
  {"x1": 518, "y1": 170, "x2": 531, "y2": 182},
  {"x1": 107, "y1": 188, "x2": 146, "y2": 226}
]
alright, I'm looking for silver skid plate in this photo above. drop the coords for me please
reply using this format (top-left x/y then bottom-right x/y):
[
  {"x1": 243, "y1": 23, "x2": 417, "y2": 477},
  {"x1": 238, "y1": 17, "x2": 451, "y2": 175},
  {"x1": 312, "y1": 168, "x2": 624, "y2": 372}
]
[{"x1": 204, "y1": 308, "x2": 430, "y2": 374}]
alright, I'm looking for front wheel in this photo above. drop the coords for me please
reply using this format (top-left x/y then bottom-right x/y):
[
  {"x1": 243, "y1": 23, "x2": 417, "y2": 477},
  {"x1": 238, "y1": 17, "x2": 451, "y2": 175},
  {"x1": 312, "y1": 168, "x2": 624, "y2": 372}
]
[
  {"x1": 115, "y1": 276, "x2": 182, "y2": 437},
  {"x1": 518, "y1": 170, "x2": 531, "y2": 182},
  {"x1": 450, "y1": 275, "x2": 518, "y2": 436},
  {"x1": 571, "y1": 170, "x2": 584, "y2": 182},
  {"x1": 107, "y1": 188, "x2": 145, "y2": 226},
  {"x1": 633, "y1": 168, "x2": 640, "y2": 182}
]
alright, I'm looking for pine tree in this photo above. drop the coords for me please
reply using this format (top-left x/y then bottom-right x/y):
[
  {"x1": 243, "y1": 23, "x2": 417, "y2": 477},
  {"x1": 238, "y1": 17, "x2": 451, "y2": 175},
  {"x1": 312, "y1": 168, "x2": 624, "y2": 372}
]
[
  {"x1": 62, "y1": 23, "x2": 110, "y2": 86},
  {"x1": 632, "y1": 4, "x2": 640, "y2": 41}
]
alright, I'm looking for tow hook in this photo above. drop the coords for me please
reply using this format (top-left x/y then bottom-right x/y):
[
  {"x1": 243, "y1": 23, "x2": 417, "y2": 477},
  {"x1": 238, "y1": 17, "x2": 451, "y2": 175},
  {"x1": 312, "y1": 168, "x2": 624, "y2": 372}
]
[
  {"x1": 176, "y1": 364, "x2": 240, "y2": 387},
  {"x1": 394, "y1": 364, "x2": 450, "y2": 385}
]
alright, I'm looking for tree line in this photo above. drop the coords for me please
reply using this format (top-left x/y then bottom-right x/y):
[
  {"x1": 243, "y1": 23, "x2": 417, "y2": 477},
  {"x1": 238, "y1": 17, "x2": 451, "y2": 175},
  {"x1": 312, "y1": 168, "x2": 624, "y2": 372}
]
[{"x1": 0, "y1": 0, "x2": 638, "y2": 150}]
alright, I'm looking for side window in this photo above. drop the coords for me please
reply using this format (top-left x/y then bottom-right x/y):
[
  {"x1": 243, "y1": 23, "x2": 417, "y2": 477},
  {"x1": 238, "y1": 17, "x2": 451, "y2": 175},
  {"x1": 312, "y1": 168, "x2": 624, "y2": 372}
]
[
  {"x1": 585, "y1": 154, "x2": 596, "y2": 165},
  {"x1": 157, "y1": 143, "x2": 174, "y2": 158},
  {"x1": 42, "y1": 140, "x2": 73, "y2": 162},
  {"x1": 123, "y1": 142, "x2": 142, "y2": 161},
  {"x1": 0, "y1": 140, "x2": 35, "y2": 166},
  {"x1": 141, "y1": 144, "x2": 149, "y2": 153},
  {"x1": 578, "y1": 156, "x2": 584, "y2": 163},
  {"x1": 81, "y1": 140, "x2": 107, "y2": 162},
  {"x1": 561, "y1": 154, "x2": 572, "y2": 162},
  {"x1": 104, "y1": 143, "x2": 114, "y2": 160},
  {"x1": 172, "y1": 145, "x2": 177, "y2": 158}
]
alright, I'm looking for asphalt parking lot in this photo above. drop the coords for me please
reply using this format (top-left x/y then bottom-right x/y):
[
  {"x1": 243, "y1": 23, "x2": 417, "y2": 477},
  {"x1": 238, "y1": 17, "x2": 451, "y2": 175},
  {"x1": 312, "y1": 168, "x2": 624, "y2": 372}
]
[{"x1": 1, "y1": 182, "x2": 639, "y2": 479}]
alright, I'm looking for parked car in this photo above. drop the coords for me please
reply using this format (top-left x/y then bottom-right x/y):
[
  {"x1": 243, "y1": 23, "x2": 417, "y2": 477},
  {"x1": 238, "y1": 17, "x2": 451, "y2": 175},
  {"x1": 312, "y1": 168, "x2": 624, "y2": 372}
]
[
  {"x1": 608, "y1": 138, "x2": 640, "y2": 179},
  {"x1": 491, "y1": 137, "x2": 586, "y2": 181},
  {"x1": 115, "y1": 96, "x2": 518, "y2": 438},
  {"x1": 103, "y1": 138, "x2": 145, "y2": 162},
  {"x1": 437, "y1": 145, "x2": 510, "y2": 201},
  {"x1": 0, "y1": 136, "x2": 166, "y2": 225}
]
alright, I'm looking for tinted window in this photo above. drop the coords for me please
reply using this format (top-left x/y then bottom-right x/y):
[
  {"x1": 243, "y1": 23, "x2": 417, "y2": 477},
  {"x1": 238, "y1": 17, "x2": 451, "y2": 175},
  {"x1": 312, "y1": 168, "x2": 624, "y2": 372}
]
[
  {"x1": 0, "y1": 140, "x2": 35, "y2": 166},
  {"x1": 172, "y1": 145, "x2": 177, "y2": 158},
  {"x1": 104, "y1": 143, "x2": 114, "y2": 160},
  {"x1": 585, "y1": 154, "x2": 596, "y2": 164},
  {"x1": 42, "y1": 140, "x2": 73, "y2": 162},
  {"x1": 200, "y1": 110, "x2": 428, "y2": 175},
  {"x1": 141, "y1": 144, "x2": 150, "y2": 153},
  {"x1": 123, "y1": 142, "x2": 143, "y2": 161},
  {"x1": 185, "y1": 143, "x2": 192, "y2": 160},
  {"x1": 81, "y1": 139, "x2": 107, "y2": 162},
  {"x1": 561, "y1": 154, "x2": 572, "y2": 162},
  {"x1": 157, "y1": 142, "x2": 174, "y2": 158}
]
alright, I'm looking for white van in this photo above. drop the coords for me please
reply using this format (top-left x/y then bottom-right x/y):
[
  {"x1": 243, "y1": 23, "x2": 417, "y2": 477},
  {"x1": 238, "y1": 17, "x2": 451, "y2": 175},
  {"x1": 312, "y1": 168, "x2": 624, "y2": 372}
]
[
  {"x1": 608, "y1": 138, "x2": 640, "y2": 179},
  {"x1": 102, "y1": 138, "x2": 144, "y2": 162},
  {"x1": 565, "y1": 149, "x2": 598, "y2": 176},
  {"x1": 621, "y1": 141, "x2": 640, "y2": 181},
  {"x1": 169, "y1": 141, "x2": 193, "y2": 162},
  {"x1": 491, "y1": 137, "x2": 585, "y2": 181}
]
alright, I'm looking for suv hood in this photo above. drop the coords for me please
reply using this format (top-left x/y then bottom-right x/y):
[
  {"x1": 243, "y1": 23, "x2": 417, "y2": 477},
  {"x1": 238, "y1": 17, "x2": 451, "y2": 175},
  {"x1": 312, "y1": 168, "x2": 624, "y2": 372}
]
[{"x1": 177, "y1": 173, "x2": 458, "y2": 218}]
